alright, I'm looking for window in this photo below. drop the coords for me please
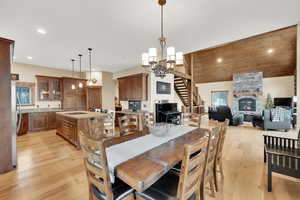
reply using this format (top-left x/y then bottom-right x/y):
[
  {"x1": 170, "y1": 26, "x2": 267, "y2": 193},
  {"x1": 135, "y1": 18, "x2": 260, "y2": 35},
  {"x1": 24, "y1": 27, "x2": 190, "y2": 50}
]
[
  {"x1": 211, "y1": 91, "x2": 228, "y2": 106},
  {"x1": 16, "y1": 82, "x2": 35, "y2": 106}
]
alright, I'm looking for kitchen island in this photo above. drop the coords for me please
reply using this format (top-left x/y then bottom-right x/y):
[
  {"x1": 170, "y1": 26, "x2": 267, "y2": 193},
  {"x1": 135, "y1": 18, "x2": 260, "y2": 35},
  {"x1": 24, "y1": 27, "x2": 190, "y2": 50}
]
[{"x1": 56, "y1": 111, "x2": 109, "y2": 148}]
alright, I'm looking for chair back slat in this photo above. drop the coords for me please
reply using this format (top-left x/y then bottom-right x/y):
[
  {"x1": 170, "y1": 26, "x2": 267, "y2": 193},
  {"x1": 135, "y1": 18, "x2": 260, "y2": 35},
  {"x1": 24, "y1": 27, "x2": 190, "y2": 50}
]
[
  {"x1": 118, "y1": 114, "x2": 138, "y2": 135},
  {"x1": 216, "y1": 119, "x2": 229, "y2": 161},
  {"x1": 143, "y1": 112, "x2": 155, "y2": 128},
  {"x1": 177, "y1": 131, "x2": 210, "y2": 200},
  {"x1": 79, "y1": 133, "x2": 114, "y2": 200},
  {"x1": 205, "y1": 125, "x2": 222, "y2": 181}
]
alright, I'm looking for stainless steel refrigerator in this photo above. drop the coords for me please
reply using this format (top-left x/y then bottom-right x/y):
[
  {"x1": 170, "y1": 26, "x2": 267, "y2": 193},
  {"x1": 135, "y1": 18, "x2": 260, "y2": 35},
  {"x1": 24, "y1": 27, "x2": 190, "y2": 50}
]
[{"x1": 11, "y1": 78, "x2": 22, "y2": 167}]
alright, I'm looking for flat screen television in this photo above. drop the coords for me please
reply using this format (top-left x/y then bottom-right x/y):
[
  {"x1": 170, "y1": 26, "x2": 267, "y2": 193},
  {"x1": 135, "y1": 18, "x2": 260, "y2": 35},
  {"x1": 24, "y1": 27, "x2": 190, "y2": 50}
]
[
  {"x1": 157, "y1": 81, "x2": 171, "y2": 94},
  {"x1": 274, "y1": 97, "x2": 292, "y2": 107}
]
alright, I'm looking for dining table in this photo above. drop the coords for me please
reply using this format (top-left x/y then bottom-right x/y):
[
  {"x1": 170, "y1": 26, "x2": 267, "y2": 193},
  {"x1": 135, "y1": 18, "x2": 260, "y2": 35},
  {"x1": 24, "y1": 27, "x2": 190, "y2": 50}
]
[{"x1": 105, "y1": 119, "x2": 219, "y2": 193}]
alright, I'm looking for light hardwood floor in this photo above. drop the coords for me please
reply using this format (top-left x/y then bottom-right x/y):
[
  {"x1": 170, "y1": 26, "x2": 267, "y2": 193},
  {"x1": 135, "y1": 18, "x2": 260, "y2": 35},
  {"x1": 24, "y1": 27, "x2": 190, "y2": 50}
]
[{"x1": 0, "y1": 126, "x2": 299, "y2": 200}]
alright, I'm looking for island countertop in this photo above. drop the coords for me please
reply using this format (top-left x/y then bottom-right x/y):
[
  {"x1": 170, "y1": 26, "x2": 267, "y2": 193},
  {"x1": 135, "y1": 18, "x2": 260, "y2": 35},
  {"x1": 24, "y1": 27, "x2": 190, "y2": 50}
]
[
  {"x1": 21, "y1": 108, "x2": 63, "y2": 113},
  {"x1": 56, "y1": 111, "x2": 109, "y2": 120}
]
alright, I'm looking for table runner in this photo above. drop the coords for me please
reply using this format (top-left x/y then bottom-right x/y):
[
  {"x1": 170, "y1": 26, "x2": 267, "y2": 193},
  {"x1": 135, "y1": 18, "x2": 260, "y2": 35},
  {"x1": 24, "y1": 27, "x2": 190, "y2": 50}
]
[{"x1": 106, "y1": 125, "x2": 198, "y2": 182}]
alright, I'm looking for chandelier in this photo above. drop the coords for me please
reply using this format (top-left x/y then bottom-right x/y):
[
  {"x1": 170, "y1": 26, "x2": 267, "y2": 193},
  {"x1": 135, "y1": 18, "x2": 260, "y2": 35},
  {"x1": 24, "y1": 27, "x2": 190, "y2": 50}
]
[{"x1": 141, "y1": 0, "x2": 183, "y2": 78}]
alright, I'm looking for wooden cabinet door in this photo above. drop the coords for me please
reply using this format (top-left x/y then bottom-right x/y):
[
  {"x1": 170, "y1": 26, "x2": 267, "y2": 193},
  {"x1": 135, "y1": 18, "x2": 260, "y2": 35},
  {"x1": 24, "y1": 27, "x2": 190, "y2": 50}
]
[
  {"x1": 48, "y1": 112, "x2": 56, "y2": 129},
  {"x1": 29, "y1": 112, "x2": 48, "y2": 132},
  {"x1": 118, "y1": 78, "x2": 127, "y2": 101},
  {"x1": 131, "y1": 76, "x2": 142, "y2": 100},
  {"x1": 50, "y1": 78, "x2": 62, "y2": 101},
  {"x1": 37, "y1": 77, "x2": 50, "y2": 101},
  {"x1": 63, "y1": 96, "x2": 76, "y2": 110},
  {"x1": 77, "y1": 94, "x2": 87, "y2": 111},
  {"x1": 86, "y1": 87, "x2": 102, "y2": 109},
  {"x1": 56, "y1": 114, "x2": 63, "y2": 134}
]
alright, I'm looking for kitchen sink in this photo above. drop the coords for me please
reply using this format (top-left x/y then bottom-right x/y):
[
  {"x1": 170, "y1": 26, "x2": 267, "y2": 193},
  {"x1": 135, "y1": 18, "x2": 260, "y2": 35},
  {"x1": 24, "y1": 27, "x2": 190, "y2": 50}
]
[{"x1": 66, "y1": 112, "x2": 88, "y2": 115}]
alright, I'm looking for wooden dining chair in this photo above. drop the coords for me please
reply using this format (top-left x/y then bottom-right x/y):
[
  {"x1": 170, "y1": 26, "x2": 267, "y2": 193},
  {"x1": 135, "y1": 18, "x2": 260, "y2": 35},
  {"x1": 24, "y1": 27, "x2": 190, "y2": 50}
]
[
  {"x1": 136, "y1": 130, "x2": 210, "y2": 200},
  {"x1": 143, "y1": 112, "x2": 155, "y2": 128},
  {"x1": 213, "y1": 119, "x2": 229, "y2": 191},
  {"x1": 79, "y1": 133, "x2": 134, "y2": 200},
  {"x1": 118, "y1": 114, "x2": 138, "y2": 136},
  {"x1": 80, "y1": 115, "x2": 115, "y2": 139},
  {"x1": 201, "y1": 125, "x2": 222, "y2": 198},
  {"x1": 182, "y1": 113, "x2": 202, "y2": 127}
]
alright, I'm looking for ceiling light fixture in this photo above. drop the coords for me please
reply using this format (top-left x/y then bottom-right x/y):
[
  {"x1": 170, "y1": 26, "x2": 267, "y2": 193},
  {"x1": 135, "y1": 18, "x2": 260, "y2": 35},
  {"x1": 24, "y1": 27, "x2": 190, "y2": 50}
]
[
  {"x1": 37, "y1": 28, "x2": 47, "y2": 35},
  {"x1": 88, "y1": 48, "x2": 93, "y2": 86},
  {"x1": 78, "y1": 54, "x2": 83, "y2": 88},
  {"x1": 27, "y1": 56, "x2": 33, "y2": 60},
  {"x1": 141, "y1": 0, "x2": 183, "y2": 78},
  {"x1": 268, "y1": 48, "x2": 274, "y2": 54},
  {"x1": 217, "y1": 58, "x2": 223, "y2": 63},
  {"x1": 71, "y1": 59, "x2": 76, "y2": 90}
]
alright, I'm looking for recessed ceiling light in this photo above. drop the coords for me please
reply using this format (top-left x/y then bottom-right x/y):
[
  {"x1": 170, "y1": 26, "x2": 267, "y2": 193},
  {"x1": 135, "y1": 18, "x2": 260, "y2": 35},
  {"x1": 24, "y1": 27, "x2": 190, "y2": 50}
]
[
  {"x1": 268, "y1": 49, "x2": 274, "y2": 54},
  {"x1": 217, "y1": 58, "x2": 223, "y2": 63},
  {"x1": 36, "y1": 28, "x2": 47, "y2": 35},
  {"x1": 27, "y1": 56, "x2": 33, "y2": 60}
]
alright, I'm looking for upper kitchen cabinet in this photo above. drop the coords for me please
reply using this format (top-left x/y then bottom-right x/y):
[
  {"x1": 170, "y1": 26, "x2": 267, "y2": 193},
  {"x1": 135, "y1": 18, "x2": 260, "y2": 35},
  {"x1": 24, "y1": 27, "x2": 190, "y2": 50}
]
[
  {"x1": 61, "y1": 77, "x2": 87, "y2": 111},
  {"x1": 36, "y1": 76, "x2": 62, "y2": 101},
  {"x1": 118, "y1": 73, "x2": 148, "y2": 101}
]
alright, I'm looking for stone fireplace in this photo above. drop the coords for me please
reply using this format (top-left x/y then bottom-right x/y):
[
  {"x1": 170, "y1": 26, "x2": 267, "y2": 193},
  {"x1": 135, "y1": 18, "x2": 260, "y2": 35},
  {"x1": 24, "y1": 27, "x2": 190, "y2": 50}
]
[{"x1": 233, "y1": 72, "x2": 263, "y2": 114}]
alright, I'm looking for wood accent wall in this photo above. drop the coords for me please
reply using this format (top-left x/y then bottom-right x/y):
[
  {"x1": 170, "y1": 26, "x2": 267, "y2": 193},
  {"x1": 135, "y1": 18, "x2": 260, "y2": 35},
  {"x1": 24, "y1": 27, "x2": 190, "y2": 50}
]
[
  {"x1": 187, "y1": 25, "x2": 297, "y2": 83},
  {"x1": 0, "y1": 37, "x2": 14, "y2": 173}
]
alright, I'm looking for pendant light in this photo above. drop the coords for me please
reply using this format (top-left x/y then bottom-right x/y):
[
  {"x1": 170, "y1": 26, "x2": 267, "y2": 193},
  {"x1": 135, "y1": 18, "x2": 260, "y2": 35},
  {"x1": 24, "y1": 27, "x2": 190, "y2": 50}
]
[
  {"x1": 87, "y1": 48, "x2": 93, "y2": 86},
  {"x1": 71, "y1": 59, "x2": 76, "y2": 90},
  {"x1": 78, "y1": 54, "x2": 83, "y2": 88}
]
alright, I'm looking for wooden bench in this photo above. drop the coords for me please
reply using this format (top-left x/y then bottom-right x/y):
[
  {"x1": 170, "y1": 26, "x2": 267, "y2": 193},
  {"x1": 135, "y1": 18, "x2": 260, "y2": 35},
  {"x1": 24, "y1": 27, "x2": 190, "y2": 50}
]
[{"x1": 264, "y1": 134, "x2": 300, "y2": 192}]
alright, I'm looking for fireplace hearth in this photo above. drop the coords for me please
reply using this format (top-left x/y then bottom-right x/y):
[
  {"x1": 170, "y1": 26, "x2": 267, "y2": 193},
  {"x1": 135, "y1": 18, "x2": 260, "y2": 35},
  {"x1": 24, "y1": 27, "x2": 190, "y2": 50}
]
[{"x1": 239, "y1": 98, "x2": 256, "y2": 112}]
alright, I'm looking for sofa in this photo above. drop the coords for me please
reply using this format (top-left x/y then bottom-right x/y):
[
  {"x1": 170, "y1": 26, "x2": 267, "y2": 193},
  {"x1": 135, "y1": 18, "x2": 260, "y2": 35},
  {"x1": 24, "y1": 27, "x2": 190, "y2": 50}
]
[
  {"x1": 208, "y1": 106, "x2": 244, "y2": 126},
  {"x1": 263, "y1": 108, "x2": 292, "y2": 131}
]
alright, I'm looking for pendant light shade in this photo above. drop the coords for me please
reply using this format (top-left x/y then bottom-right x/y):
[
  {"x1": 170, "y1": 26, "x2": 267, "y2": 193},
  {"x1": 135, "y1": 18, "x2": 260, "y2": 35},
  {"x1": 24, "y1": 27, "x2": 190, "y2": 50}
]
[
  {"x1": 71, "y1": 59, "x2": 76, "y2": 90},
  {"x1": 78, "y1": 54, "x2": 83, "y2": 88}
]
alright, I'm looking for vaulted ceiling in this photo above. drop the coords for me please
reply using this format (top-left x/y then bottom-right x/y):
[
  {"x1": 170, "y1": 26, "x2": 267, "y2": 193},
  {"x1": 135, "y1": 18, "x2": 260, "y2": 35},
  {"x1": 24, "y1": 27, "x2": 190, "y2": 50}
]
[
  {"x1": 0, "y1": 0, "x2": 300, "y2": 72},
  {"x1": 189, "y1": 26, "x2": 297, "y2": 83}
]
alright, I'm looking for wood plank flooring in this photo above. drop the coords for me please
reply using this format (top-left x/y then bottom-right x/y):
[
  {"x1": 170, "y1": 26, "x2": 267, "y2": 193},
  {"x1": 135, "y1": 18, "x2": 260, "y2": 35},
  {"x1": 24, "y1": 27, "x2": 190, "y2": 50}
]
[{"x1": 0, "y1": 126, "x2": 300, "y2": 200}]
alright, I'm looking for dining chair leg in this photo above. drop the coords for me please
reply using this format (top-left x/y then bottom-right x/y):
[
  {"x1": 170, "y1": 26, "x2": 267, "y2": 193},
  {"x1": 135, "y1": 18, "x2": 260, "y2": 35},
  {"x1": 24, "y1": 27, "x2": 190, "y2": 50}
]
[
  {"x1": 213, "y1": 164, "x2": 219, "y2": 192},
  {"x1": 219, "y1": 160, "x2": 224, "y2": 178},
  {"x1": 200, "y1": 182, "x2": 205, "y2": 200},
  {"x1": 209, "y1": 180, "x2": 215, "y2": 197},
  {"x1": 195, "y1": 187, "x2": 201, "y2": 200}
]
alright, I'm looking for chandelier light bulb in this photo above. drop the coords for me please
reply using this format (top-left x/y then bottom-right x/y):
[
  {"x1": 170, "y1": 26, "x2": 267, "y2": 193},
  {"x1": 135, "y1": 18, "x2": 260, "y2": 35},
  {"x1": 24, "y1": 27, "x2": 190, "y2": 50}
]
[
  {"x1": 142, "y1": 53, "x2": 149, "y2": 66},
  {"x1": 78, "y1": 82, "x2": 83, "y2": 88},
  {"x1": 148, "y1": 48, "x2": 158, "y2": 63},
  {"x1": 71, "y1": 84, "x2": 76, "y2": 90},
  {"x1": 176, "y1": 52, "x2": 184, "y2": 65}
]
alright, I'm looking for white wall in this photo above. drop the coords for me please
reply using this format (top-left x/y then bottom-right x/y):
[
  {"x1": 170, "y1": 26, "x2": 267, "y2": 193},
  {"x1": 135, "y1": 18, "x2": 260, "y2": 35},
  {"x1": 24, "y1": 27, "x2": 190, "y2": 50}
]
[
  {"x1": 11, "y1": 62, "x2": 79, "y2": 109},
  {"x1": 101, "y1": 72, "x2": 116, "y2": 110},
  {"x1": 113, "y1": 66, "x2": 183, "y2": 112},
  {"x1": 197, "y1": 75, "x2": 295, "y2": 111}
]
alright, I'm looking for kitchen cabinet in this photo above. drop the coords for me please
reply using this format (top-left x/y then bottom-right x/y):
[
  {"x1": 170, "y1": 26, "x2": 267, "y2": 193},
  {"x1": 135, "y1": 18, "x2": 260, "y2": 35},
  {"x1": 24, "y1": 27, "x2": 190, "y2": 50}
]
[
  {"x1": 118, "y1": 73, "x2": 148, "y2": 101},
  {"x1": 29, "y1": 112, "x2": 48, "y2": 131},
  {"x1": 27, "y1": 112, "x2": 57, "y2": 132},
  {"x1": 36, "y1": 76, "x2": 62, "y2": 101},
  {"x1": 86, "y1": 86, "x2": 102, "y2": 110},
  {"x1": 61, "y1": 77, "x2": 87, "y2": 111}
]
